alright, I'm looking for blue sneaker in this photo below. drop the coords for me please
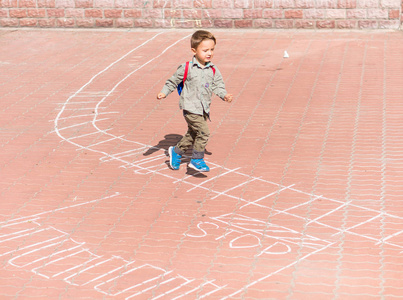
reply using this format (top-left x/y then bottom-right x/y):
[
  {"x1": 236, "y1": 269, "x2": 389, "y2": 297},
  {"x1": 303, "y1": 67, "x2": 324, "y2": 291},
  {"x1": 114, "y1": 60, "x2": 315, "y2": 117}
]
[
  {"x1": 168, "y1": 146, "x2": 181, "y2": 170},
  {"x1": 189, "y1": 158, "x2": 210, "y2": 172}
]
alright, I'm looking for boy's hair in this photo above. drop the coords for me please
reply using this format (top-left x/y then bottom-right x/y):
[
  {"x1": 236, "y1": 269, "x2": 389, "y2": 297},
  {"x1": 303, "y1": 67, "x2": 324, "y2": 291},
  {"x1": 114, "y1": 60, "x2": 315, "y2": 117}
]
[{"x1": 191, "y1": 30, "x2": 216, "y2": 49}]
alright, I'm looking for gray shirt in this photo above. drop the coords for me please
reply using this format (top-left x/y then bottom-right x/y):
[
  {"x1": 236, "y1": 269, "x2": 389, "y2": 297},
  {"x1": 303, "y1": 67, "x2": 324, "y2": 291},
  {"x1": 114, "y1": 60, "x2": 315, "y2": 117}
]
[{"x1": 160, "y1": 56, "x2": 228, "y2": 115}]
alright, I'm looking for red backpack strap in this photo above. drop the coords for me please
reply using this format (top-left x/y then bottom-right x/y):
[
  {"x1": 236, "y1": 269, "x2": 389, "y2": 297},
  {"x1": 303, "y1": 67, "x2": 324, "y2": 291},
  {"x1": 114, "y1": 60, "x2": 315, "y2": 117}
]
[
  {"x1": 211, "y1": 66, "x2": 216, "y2": 76},
  {"x1": 183, "y1": 61, "x2": 190, "y2": 83}
]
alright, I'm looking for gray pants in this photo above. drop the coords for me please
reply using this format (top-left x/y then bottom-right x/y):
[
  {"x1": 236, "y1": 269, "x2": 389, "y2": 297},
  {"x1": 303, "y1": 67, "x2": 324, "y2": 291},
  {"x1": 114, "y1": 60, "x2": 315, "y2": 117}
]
[{"x1": 174, "y1": 112, "x2": 210, "y2": 159}]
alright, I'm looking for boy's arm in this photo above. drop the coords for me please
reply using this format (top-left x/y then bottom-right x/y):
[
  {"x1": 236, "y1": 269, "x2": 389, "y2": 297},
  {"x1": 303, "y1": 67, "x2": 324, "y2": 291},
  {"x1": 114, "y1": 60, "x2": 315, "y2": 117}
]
[
  {"x1": 211, "y1": 68, "x2": 229, "y2": 100},
  {"x1": 158, "y1": 64, "x2": 185, "y2": 99}
]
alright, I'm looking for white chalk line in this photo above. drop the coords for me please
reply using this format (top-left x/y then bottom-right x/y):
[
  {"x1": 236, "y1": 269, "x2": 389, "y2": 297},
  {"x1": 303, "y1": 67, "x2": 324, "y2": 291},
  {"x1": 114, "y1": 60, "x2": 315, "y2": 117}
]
[
  {"x1": 54, "y1": 31, "x2": 164, "y2": 133},
  {"x1": 55, "y1": 32, "x2": 192, "y2": 158},
  {"x1": 222, "y1": 243, "x2": 335, "y2": 300},
  {"x1": 186, "y1": 167, "x2": 241, "y2": 192},
  {"x1": 211, "y1": 213, "x2": 332, "y2": 248},
  {"x1": 120, "y1": 158, "x2": 403, "y2": 251},
  {"x1": 53, "y1": 111, "x2": 118, "y2": 122},
  {"x1": 0, "y1": 192, "x2": 121, "y2": 226},
  {"x1": 100, "y1": 147, "x2": 148, "y2": 162},
  {"x1": 44, "y1": 31, "x2": 228, "y2": 298},
  {"x1": 211, "y1": 176, "x2": 260, "y2": 200},
  {"x1": 67, "y1": 130, "x2": 112, "y2": 141},
  {"x1": 84, "y1": 135, "x2": 125, "y2": 149},
  {"x1": 44, "y1": 30, "x2": 403, "y2": 299},
  {"x1": 10, "y1": 242, "x2": 85, "y2": 269},
  {"x1": 239, "y1": 184, "x2": 295, "y2": 209},
  {"x1": 2, "y1": 215, "x2": 224, "y2": 298}
]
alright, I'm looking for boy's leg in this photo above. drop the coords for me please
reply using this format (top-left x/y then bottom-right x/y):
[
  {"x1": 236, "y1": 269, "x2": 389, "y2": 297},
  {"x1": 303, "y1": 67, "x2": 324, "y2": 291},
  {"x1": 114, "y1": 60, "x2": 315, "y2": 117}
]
[
  {"x1": 169, "y1": 115, "x2": 197, "y2": 170},
  {"x1": 175, "y1": 124, "x2": 196, "y2": 155},
  {"x1": 189, "y1": 114, "x2": 210, "y2": 158},
  {"x1": 183, "y1": 113, "x2": 210, "y2": 172}
]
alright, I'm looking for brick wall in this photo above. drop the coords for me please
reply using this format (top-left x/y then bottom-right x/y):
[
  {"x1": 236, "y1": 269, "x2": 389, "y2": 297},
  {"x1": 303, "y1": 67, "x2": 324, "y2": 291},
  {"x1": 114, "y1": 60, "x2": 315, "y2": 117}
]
[{"x1": 0, "y1": 0, "x2": 402, "y2": 29}]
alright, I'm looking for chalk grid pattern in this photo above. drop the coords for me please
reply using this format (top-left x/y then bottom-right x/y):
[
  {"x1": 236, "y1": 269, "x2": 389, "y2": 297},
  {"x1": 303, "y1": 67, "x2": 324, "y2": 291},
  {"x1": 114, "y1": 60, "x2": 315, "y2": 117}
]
[{"x1": 1, "y1": 29, "x2": 403, "y2": 299}]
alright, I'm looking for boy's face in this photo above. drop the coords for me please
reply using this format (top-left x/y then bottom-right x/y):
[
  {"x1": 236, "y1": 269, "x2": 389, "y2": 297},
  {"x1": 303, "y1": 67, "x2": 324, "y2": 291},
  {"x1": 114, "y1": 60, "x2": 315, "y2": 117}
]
[{"x1": 192, "y1": 39, "x2": 215, "y2": 66}]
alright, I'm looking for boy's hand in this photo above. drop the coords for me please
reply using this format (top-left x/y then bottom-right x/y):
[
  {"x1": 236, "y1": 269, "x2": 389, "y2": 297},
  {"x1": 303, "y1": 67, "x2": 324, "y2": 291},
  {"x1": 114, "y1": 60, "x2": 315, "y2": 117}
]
[
  {"x1": 224, "y1": 94, "x2": 233, "y2": 103},
  {"x1": 157, "y1": 93, "x2": 166, "y2": 100}
]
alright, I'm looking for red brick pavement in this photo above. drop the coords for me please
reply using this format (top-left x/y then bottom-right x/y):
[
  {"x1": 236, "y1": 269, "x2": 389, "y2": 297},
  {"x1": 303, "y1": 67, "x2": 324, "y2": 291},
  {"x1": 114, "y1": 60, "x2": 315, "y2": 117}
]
[{"x1": 0, "y1": 28, "x2": 402, "y2": 299}]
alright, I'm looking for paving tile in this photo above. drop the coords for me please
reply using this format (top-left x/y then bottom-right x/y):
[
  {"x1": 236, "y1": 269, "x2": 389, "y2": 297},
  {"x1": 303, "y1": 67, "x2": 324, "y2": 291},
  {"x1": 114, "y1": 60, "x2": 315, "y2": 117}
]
[{"x1": 0, "y1": 29, "x2": 402, "y2": 299}]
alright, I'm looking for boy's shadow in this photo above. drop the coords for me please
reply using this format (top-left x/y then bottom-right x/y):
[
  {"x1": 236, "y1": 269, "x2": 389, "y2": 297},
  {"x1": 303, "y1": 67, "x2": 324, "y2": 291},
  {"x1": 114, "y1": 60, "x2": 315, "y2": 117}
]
[
  {"x1": 143, "y1": 134, "x2": 212, "y2": 177},
  {"x1": 143, "y1": 134, "x2": 182, "y2": 156}
]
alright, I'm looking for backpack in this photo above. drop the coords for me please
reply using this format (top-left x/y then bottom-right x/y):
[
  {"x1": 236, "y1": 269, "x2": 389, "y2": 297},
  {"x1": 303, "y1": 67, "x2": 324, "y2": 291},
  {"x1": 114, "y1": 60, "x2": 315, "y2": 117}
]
[{"x1": 177, "y1": 61, "x2": 216, "y2": 95}]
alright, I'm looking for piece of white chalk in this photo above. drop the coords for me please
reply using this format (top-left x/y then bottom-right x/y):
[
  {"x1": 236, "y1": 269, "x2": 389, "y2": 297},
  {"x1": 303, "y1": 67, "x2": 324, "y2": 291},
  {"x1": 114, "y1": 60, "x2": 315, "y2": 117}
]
[{"x1": 284, "y1": 51, "x2": 289, "y2": 58}]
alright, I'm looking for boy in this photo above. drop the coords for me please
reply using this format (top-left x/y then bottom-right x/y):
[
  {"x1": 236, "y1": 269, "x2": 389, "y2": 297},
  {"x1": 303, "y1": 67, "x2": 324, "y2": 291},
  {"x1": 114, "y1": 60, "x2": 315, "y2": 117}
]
[{"x1": 157, "y1": 30, "x2": 233, "y2": 172}]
